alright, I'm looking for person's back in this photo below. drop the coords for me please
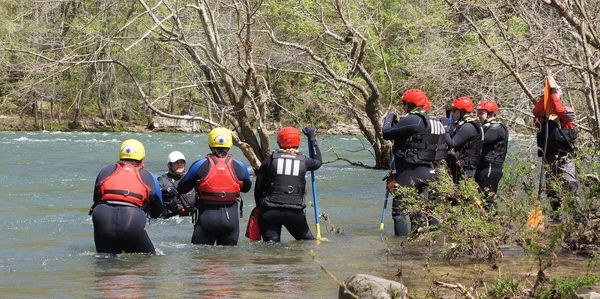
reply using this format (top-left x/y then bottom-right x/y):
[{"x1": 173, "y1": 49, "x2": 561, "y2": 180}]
[
  {"x1": 90, "y1": 139, "x2": 163, "y2": 254},
  {"x1": 177, "y1": 128, "x2": 252, "y2": 246},
  {"x1": 254, "y1": 127, "x2": 322, "y2": 242}
]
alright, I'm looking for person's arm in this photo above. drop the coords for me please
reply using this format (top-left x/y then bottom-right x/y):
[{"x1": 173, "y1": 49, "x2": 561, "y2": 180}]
[
  {"x1": 444, "y1": 123, "x2": 477, "y2": 149},
  {"x1": 254, "y1": 157, "x2": 270, "y2": 206},
  {"x1": 233, "y1": 160, "x2": 252, "y2": 192},
  {"x1": 303, "y1": 127, "x2": 322, "y2": 171},
  {"x1": 382, "y1": 114, "x2": 423, "y2": 140},
  {"x1": 177, "y1": 159, "x2": 207, "y2": 194},
  {"x1": 141, "y1": 170, "x2": 163, "y2": 218}
]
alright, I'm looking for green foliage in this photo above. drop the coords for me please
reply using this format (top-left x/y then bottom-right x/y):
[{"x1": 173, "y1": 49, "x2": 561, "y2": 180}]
[
  {"x1": 488, "y1": 275, "x2": 522, "y2": 299},
  {"x1": 536, "y1": 275, "x2": 599, "y2": 299}
]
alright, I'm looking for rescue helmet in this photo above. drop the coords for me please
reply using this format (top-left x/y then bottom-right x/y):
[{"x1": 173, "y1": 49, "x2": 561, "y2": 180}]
[
  {"x1": 477, "y1": 99, "x2": 499, "y2": 115},
  {"x1": 208, "y1": 127, "x2": 233, "y2": 148},
  {"x1": 120, "y1": 139, "x2": 145, "y2": 161},
  {"x1": 278, "y1": 126, "x2": 301, "y2": 148},
  {"x1": 401, "y1": 88, "x2": 430, "y2": 108},
  {"x1": 451, "y1": 96, "x2": 474, "y2": 113},
  {"x1": 167, "y1": 151, "x2": 186, "y2": 163}
]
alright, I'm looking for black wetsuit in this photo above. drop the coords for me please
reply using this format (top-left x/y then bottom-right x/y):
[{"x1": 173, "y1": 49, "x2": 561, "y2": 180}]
[
  {"x1": 475, "y1": 118, "x2": 508, "y2": 210},
  {"x1": 382, "y1": 110, "x2": 445, "y2": 237},
  {"x1": 91, "y1": 162, "x2": 163, "y2": 254},
  {"x1": 254, "y1": 140, "x2": 322, "y2": 242},
  {"x1": 158, "y1": 172, "x2": 196, "y2": 218},
  {"x1": 178, "y1": 155, "x2": 252, "y2": 246},
  {"x1": 444, "y1": 116, "x2": 484, "y2": 183}
]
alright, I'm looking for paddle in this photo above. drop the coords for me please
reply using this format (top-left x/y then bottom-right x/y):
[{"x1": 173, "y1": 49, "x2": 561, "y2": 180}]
[
  {"x1": 527, "y1": 77, "x2": 551, "y2": 229},
  {"x1": 306, "y1": 136, "x2": 326, "y2": 241},
  {"x1": 379, "y1": 189, "x2": 390, "y2": 232}
]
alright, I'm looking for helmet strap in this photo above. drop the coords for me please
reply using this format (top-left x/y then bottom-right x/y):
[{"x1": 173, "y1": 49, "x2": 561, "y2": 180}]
[{"x1": 211, "y1": 148, "x2": 229, "y2": 158}]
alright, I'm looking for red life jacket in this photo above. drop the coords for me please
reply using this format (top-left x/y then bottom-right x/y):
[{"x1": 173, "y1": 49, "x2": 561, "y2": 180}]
[
  {"x1": 197, "y1": 154, "x2": 242, "y2": 203},
  {"x1": 97, "y1": 161, "x2": 149, "y2": 207}
]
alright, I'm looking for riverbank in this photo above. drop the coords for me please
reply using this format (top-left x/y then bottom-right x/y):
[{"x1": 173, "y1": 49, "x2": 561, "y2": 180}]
[{"x1": 0, "y1": 114, "x2": 363, "y2": 135}]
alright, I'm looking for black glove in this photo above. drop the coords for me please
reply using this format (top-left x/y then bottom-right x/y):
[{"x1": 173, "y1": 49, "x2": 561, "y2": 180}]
[
  {"x1": 161, "y1": 187, "x2": 178, "y2": 199},
  {"x1": 302, "y1": 127, "x2": 316, "y2": 139}
]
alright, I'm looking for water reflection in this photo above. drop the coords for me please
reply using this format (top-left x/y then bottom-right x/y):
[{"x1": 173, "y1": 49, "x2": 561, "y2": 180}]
[{"x1": 93, "y1": 255, "x2": 154, "y2": 298}]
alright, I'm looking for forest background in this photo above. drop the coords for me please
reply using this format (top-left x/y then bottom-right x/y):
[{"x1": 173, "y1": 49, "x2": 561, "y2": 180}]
[{"x1": 0, "y1": 0, "x2": 599, "y2": 171}]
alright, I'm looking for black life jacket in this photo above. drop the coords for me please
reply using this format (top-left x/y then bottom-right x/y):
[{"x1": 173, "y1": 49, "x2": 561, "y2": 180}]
[
  {"x1": 263, "y1": 151, "x2": 307, "y2": 209},
  {"x1": 536, "y1": 117, "x2": 577, "y2": 159},
  {"x1": 452, "y1": 115, "x2": 484, "y2": 170},
  {"x1": 395, "y1": 111, "x2": 447, "y2": 165},
  {"x1": 481, "y1": 118, "x2": 508, "y2": 165}
]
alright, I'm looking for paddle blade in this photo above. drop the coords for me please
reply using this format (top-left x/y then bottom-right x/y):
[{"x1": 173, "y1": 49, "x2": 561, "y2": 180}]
[{"x1": 527, "y1": 203, "x2": 545, "y2": 229}]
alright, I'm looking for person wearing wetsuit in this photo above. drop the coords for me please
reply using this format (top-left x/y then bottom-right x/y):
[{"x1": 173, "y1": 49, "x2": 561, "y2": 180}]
[
  {"x1": 90, "y1": 139, "x2": 163, "y2": 254},
  {"x1": 382, "y1": 89, "x2": 447, "y2": 237},
  {"x1": 532, "y1": 77, "x2": 578, "y2": 219},
  {"x1": 475, "y1": 100, "x2": 508, "y2": 211},
  {"x1": 178, "y1": 127, "x2": 252, "y2": 246},
  {"x1": 254, "y1": 127, "x2": 322, "y2": 242},
  {"x1": 158, "y1": 151, "x2": 196, "y2": 218},
  {"x1": 444, "y1": 96, "x2": 484, "y2": 184}
]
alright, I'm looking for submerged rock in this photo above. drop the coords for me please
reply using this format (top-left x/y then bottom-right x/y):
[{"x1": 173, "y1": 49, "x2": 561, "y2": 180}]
[{"x1": 339, "y1": 274, "x2": 408, "y2": 299}]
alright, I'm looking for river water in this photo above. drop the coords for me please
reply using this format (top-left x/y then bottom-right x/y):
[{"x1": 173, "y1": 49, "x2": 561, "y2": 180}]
[{"x1": 0, "y1": 131, "x2": 595, "y2": 298}]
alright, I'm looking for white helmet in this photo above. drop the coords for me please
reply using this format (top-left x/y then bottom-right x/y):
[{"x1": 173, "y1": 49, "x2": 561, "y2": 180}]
[{"x1": 167, "y1": 151, "x2": 186, "y2": 163}]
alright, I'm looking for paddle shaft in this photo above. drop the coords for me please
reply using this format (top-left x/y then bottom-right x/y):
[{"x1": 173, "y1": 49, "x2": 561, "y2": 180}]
[
  {"x1": 379, "y1": 190, "x2": 389, "y2": 231},
  {"x1": 307, "y1": 138, "x2": 322, "y2": 240}
]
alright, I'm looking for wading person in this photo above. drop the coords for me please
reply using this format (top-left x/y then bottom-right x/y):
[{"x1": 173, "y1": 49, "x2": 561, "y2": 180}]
[
  {"x1": 177, "y1": 127, "x2": 252, "y2": 245},
  {"x1": 444, "y1": 96, "x2": 484, "y2": 184},
  {"x1": 90, "y1": 139, "x2": 163, "y2": 254},
  {"x1": 475, "y1": 100, "x2": 508, "y2": 211},
  {"x1": 382, "y1": 89, "x2": 447, "y2": 237},
  {"x1": 533, "y1": 77, "x2": 578, "y2": 220},
  {"x1": 158, "y1": 151, "x2": 196, "y2": 218},
  {"x1": 254, "y1": 127, "x2": 322, "y2": 242}
]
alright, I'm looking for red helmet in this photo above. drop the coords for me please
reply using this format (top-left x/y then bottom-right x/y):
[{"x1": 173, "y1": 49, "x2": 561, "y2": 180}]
[
  {"x1": 278, "y1": 127, "x2": 301, "y2": 148},
  {"x1": 452, "y1": 96, "x2": 474, "y2": 113},
  {"x1": 402, "y1": 89, "x2": 430, "y2": 108},
  {"x1": 477, "y1": 99, "x2": 499, "y2": 114}
]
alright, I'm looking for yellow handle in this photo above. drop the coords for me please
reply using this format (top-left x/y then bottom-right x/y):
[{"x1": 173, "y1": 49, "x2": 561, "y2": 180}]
[
  {"x1": 316, "y1": 223, "x2": 322, "y2": 240},
  {"x1": 379, "y1": 223, "x2": 384, "y2": 231}
]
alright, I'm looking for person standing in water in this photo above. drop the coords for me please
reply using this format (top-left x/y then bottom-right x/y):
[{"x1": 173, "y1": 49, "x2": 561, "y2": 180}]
[
  {"x1": 90, "y1": 139, "x2": 163, "y2": 254},
  {"x1": 158, "y1": 151, "x2": 196, "y2": 218},
  {"x1": 253, "y1": 127, "x2": 322, "y2": 242},
  {"x1": 177, "y1": 128, "x2": 252, "y2": 245}
]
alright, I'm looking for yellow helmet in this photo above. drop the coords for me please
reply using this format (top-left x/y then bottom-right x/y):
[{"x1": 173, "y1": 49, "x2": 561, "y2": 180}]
[
  {"x1": 119, "y1": 139, "x2": 145, "y2": 161},
  {"x1": 208, "y1": 127, "x2": 233, "y2": 148}
]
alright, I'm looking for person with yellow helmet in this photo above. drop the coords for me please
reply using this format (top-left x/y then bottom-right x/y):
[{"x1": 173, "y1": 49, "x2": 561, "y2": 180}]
[
  {"x1": 177, "y1": 127, "x2": 252, "y2": 246},
  {"x1": 90, "y1": 139, "x2": 163, "y2": 254}
]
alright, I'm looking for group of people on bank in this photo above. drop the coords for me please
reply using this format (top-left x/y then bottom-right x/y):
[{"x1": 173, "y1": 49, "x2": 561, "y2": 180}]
[
  {"x1": 383, "y1": 77, "x2": 578, "y2": 236},
  {"x1": 90, "y1": 126, "x2": 321, "y2": 254},
  {"x1": 89, "y1": 77, "x2": 578, "y2": 254}
]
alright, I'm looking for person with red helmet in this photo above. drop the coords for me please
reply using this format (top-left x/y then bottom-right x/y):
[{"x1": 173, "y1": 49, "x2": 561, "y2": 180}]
[
  {"x1": 444, "y1": 96, "x2": 484, "y2": 183},
  {"x1": 475, "y1": 99, "x2": 508, "y2": 211},
  {"x1": 90, "y1": 139, "x2": 164, "y2": 254},
  {"x1": 382, "y1": 88, "x2": 447, "y2": 237},
  {"x1": 532, "y1": 76, "x2": 578, "y2": 220},
  {"x1": 253, "y1": 126, "x2": 322, "y2": 242},
  {"x1": 177, "y1": 127, "x2": 252, "y2": 245}
]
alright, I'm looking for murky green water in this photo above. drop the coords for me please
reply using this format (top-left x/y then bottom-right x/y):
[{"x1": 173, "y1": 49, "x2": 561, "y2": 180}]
[{"x1": 0, "y1": 131, "x2": 595, "y2": 298}]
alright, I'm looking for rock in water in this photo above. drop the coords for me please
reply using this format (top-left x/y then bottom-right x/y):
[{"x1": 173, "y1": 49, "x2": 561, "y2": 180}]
[{"x1": 339, "y1": 274, "x2": 408, "y2": 299}]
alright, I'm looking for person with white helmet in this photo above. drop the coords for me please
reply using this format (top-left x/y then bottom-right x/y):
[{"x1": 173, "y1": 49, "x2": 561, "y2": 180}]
[
  {"x1": 177, "y1": 127, "x2": 252, "y2": 246},
  {"x1": 90, "y1": 139, "x2": 163, "y2": 254},
  {"x1": 158, "y1": 151, "x2": 196, "y2": 218}
]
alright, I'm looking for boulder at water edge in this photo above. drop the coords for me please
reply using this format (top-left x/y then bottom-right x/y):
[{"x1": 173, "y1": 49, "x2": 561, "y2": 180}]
[{"x1": 339, "y1": 274, "x2": 408, "y2": 299}]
